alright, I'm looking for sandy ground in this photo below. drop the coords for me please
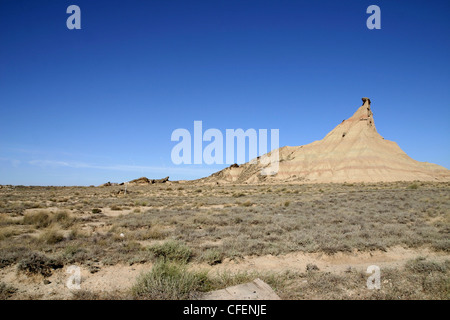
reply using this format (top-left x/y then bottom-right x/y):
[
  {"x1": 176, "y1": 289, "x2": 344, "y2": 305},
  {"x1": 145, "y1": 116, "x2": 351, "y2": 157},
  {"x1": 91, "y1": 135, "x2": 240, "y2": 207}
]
[
  {"x1": 206, "y1": 246, "x2": 449, "y2": 274},
  {"x1": 2, "y1": 246, "x2": 447, "y2": 299}
]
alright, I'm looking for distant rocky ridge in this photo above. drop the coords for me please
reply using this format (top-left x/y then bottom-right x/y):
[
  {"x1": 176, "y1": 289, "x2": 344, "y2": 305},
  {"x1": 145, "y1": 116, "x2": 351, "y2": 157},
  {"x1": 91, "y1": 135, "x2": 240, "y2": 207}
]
[
  {"x1": 200, "y1": 98, "x2": 450, "y2": 184},
  {"x1": 99, "y1": 176, "x2": 169, "y2": 187},
  {"x1": 129, "y1": 176, "x2": 170, "y2": 185}
]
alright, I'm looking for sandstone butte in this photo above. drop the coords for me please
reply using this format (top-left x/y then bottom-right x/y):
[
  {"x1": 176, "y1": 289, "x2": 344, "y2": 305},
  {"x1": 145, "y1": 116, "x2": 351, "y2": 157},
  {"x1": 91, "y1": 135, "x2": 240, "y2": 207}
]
[{"x1": 201, "y1": 98, "x2": 450, "y2": 184}]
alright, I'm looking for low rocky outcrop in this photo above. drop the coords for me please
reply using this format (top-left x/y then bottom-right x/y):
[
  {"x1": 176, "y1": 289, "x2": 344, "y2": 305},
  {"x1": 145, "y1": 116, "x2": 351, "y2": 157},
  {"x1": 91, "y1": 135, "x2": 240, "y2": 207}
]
[
  {"x1": 128, "y1": 176, "x2": 169, "y2": 185},
  {"x1": 129, "y1": 177, "x2": 150, "y2": 185},
  {"x1": 99, "y1": 182, "x2": 119, "y2": 187}
]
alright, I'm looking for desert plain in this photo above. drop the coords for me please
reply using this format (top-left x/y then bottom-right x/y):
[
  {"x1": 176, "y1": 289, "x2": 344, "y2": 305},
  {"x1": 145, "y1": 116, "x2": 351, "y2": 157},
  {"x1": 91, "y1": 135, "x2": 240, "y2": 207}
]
[{"x1": 0, "y1": 180, "x2": 449, "y2": 300}]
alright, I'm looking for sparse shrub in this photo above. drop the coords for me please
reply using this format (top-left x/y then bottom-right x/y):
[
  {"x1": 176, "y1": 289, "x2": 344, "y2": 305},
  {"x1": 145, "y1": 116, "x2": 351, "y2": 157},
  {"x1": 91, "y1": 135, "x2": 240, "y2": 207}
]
[
  {"x1": 92, "y1": 208, "x2": 102, "y2": 214},
  {"x1": 0, "y1": 227, "x2": 16, "y2": 240},
  {"x1": 0, "y1": 215, "x2": 14, "y2": 226},
  {"x1": 23, "y1": 210, "x2": 72, "y2": 228},
  {"x1": 17, "y1": 252, "x2": 63, "y2": 277},
  {"x1": 61, "y1": 244, "x2": 88, "y2": 263},
  {"x1": 39, "y1": 229, "x2": 64, "y2": 244},
  {"x1": 132, "y1": 260, "x2": 210, "y2": 299},
  {"x1": 306, "y1": 264, "x2": 320, "y2": 272},
  {"x1": 306, "y1": 272, "x2": 344, "y2": 294},
  {"x1": 52, "y1": 210, "x2": 72, "y2": 227},
  {"x1": 432, "y1": 240, "x2": 450, "y2": 252},
  {"x1": 145, "y1": 226, "x2": 166, "y2": 240},
  {"x1": 284, "y1": 201, "x2": 290, "y2": 207},
  {"x1": 407, "y1": 184, "x2": 419, "y2": 190},
  {"x1": 405, "y1": 258, "x2": 447, "y2": 274},
  {"x1": 23, "y1": 211, "x2": 51, "y2": 228},
  {"x1": 0, "y1": 282, "x2": 17, "y2": 300},
  {"x1": 148, "y1": 240, "x2": 192, "y2": 263},
  {"x1": 210, "y1": 271, "x2": 256, "y2": 288},
  {"x1": 0, "y1": 247, "x2": 32, "y2": 268},
  {"x1": 111, "y1": 205, "x2": 122, "y2": 211},
  {"x1": 25, "y1": 201, "x2": 44, "y2": 209},
  {"x1": 200, "y1": 249, "x2": 223, "y2": 265}
]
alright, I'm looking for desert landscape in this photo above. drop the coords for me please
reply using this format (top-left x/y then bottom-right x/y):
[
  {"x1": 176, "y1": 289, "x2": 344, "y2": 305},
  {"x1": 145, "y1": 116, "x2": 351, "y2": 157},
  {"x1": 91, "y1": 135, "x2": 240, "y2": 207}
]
[
  {"x1": 0, "y1": 181, "x2": 449, "y2": 300},
  {"x1": 1, "y1": 99, "x2": 449, "y2": 300},
  {"x1": 1, "y1": 1, "x2": 449, "y2": 309}
]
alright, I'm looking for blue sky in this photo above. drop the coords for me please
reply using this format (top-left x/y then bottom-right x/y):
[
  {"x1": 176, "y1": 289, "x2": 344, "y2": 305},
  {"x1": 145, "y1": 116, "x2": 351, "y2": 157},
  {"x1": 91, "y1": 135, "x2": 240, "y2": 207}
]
[{"x1": 0, "y1": 0, "x2": 449, "y2": 186}]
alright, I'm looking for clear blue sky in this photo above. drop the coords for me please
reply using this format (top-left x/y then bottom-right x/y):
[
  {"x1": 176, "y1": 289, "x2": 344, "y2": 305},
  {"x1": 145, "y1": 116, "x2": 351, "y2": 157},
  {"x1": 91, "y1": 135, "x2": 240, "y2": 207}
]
[{"x1": 0, "y1": 0, "x2": 449, "y2": 186}]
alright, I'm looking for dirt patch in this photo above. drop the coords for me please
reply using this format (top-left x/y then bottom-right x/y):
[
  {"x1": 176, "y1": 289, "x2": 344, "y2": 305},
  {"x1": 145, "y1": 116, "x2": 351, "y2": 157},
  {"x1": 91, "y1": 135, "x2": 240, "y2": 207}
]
[
  {"x1": 1, "y1": 263, "x2": 153, "y2": 300},
  {"x1": 205, "y1": 246, "x2": 449, "y2": 274}
]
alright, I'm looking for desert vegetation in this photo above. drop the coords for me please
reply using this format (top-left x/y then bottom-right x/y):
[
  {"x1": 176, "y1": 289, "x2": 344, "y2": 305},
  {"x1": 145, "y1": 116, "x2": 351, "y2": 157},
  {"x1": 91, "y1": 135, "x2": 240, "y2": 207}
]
[{"x1": 0, "y1": 181, "x2": 448, "y2": 299}]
